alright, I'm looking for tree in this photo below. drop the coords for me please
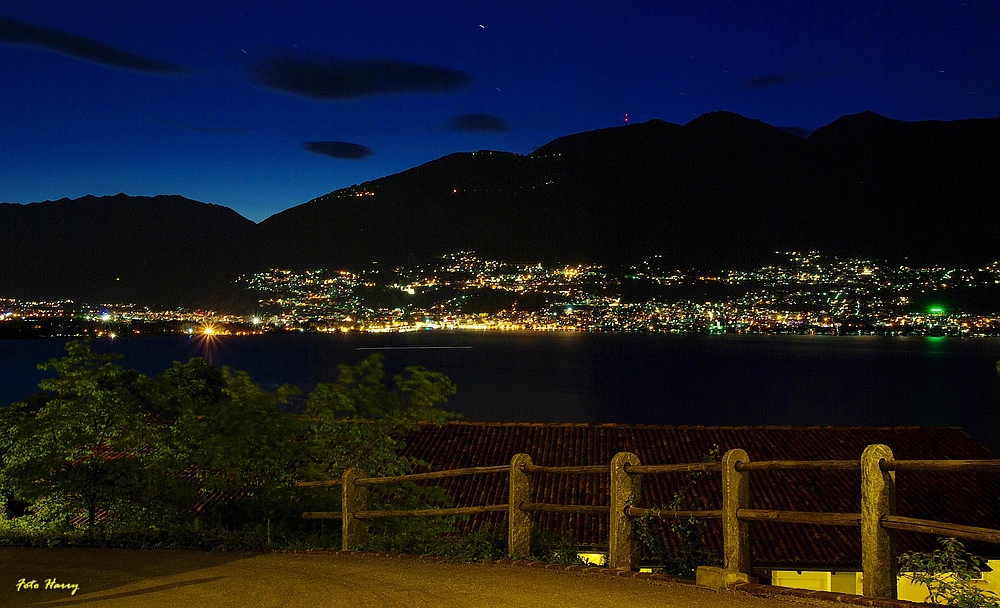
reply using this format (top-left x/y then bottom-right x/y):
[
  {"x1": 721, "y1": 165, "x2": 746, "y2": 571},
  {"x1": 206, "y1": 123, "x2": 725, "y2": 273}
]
[
  {"x1": 299, "y1": 353, "x2": 457, "y2": 480},
  {"x1": 298, "y1": 354, "x2": 459, "y2": 551},
  {"x1": 0, "y1": 341, "x2": 303, "y2": 533},
  {"x1": 155, "y1": 359, "x2": 302, "y2": 529},
  {"x1": 0, "y1": 343, "x2": 460, "y2": 548},
  {"x1": 0, "y1": 340, "x2": 163, "y2": 530}
]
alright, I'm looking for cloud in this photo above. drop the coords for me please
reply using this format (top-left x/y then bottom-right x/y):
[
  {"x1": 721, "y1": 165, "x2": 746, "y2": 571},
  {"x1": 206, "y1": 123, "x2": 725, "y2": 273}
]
[
  {"x1": 0, "y1": 14, "x2": 186, "y2": 74},
  {"x1": 251, "y1": 55, "x2": 471, "y2": 100},
  {"x1": 448, "y1": 114, "x2": 509, "y2": 133},
  {"x1": 741, "y1": 69, "x2": 847, "y2": 90},
  {"x1": 303, "y1": 141, "x2": 372, "y2": 160}
]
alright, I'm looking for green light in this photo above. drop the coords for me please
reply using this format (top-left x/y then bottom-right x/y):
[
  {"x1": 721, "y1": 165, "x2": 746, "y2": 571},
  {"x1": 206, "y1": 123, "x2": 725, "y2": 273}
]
[{"x1": 929, "y1": 306, "x2": 944, "y2": 315}]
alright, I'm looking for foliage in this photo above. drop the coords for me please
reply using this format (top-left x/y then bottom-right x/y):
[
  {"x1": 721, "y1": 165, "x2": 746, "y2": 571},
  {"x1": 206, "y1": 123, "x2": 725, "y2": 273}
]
[
  {"x1": 0, "y1": 341, "x2": 164, "y2": 530},
  {"x1": 295, "y1": 353, "x2": 461, "y2": 553},
  {"x1": 0, "y1": 340, "x2": 459, "y2": 550},
  {"x1": 899, "y1": 537, "x2": 999, "y2": 608},
  {"x1": 531, "y1": 526, "x2": 586, "y2": 565},
  {"x1": 432, "y1": 524, "x2": 507, "y2": 561},
  {"x1": 634, "y1": 444, "x2": 721, "y2": 576},
  {"x1": 299, "y1": 353, "x2": 458, "y2": 480},
  {"x1": 154, "y1": 359, "x2": 303, "y2": 529},
  {"x1": 356, "y1": 481, "x2": 458, "y2": 554},
  {"x1": 0, "y1": 514, "x2": 338, "y2": 552}
]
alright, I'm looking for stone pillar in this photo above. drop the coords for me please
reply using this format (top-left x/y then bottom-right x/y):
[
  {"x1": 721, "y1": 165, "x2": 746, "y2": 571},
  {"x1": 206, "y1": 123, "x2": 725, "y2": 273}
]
[
  {"x1": 508, "y1": 453, "x2": 533, "y2": 558},
  {"x1": 861, "y1": 443, "x2": 896, "y2": 599},
  {"x1": 341, "y1": 467, "x2": 368, "y2": 551},
  {"x1": 722, "y1": 448, "x2": 751, "y2": 576},
  {"x1": 609, "y1": 451, "x2": 641, "y2": 570}
]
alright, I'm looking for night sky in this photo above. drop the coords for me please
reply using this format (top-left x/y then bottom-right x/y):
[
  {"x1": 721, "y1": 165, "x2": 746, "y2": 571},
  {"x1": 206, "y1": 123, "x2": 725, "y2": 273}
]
[{"x1": 2, "y1": 1, "x2": 998, "y2": 222}]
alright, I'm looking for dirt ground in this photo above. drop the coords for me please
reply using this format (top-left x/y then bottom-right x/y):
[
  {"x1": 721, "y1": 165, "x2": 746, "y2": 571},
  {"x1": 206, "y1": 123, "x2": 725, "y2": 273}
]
[{"x1": 0, "y1": 548, "x2": 843, "y2": 607}]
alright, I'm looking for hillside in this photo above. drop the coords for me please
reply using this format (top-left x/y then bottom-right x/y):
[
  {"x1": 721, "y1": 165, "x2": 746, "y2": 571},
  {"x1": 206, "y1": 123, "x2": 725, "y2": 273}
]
[
  {"x1": 254, "y1": 111, "x2": 1000, "y2": 272},
  {"x1": 0, "y1": 194, "x2": 254, "y2": 307},
  {"x1": 3, "y1": 111, "x2": 1000, "y2": 307}
]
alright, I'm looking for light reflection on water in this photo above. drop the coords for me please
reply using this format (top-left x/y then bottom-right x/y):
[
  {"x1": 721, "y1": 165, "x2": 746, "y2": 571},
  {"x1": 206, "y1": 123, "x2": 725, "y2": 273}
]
[{"x1": 1, "y1": 332, "x2": 998, "y2": 453}]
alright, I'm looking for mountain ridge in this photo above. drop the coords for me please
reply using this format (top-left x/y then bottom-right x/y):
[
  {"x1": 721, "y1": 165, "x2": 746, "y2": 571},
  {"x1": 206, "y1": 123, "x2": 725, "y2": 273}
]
[
  {"x1": 0, "y1": 193, "x2": 256, "y2": 307},
  {"x1": 3, "y1": 111, "x2": 1000, "y2": 307}
]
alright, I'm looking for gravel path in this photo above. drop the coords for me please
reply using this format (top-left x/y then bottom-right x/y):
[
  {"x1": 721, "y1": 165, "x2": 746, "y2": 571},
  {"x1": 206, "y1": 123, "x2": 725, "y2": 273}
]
[{"x1": 1, "y1": 548, "x2": 846, "y2": 607}]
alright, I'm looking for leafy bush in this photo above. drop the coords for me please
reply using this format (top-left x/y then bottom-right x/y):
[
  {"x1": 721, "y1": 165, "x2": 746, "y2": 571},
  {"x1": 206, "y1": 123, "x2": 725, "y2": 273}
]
[
  {"x1": 299, "y1": 354, "x2": 458, "y2": 481},
  {"x1": 0, "y1": 340, "x2": 459, "y2": 550},
  {"x1": 433, "y1": 524, "x2": 507, "y2": 561},
  {"x1": 531, "y1": 526, "x2": 586, "y2": 565},
  {"x1": 355, "y1": 481, "x2": 458, "y2": 554},
  {"x1": 633, "y1": 444, "x2": 721, "y2": 576},
  {"x1": 899, "y1": 537, "x2": 999, "y2": 608}
]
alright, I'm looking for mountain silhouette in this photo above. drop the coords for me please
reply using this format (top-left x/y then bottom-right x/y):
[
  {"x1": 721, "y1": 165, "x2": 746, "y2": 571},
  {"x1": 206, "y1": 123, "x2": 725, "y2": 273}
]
[
  {"x1": 0, "y1": 194, "x2": 254, "y2": 307},
  {"x1": 3, "y1": 111, "x2": 999, "y2": 307},
  {"x1": 255, "y1": 111, "x2": 1000, "y2": 273}
]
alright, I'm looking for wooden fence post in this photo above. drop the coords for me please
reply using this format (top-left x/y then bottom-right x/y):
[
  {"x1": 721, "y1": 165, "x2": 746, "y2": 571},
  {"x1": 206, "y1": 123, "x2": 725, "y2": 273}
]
[
  {"x1": 861, "y1": 443, "x2": 896, "y2": 599},
  {"x1": 722, "y1": 448, "x2": 751, "y2": 576},
  {"x1": 342, "y1": 467, "x2": 368, "y2": 551},
  {"x1": 509, "y1": 453, "x2": 533, "y2": 558},
  {"x1": 609, "y1": 451, "x2": 640, "y2": 570}
]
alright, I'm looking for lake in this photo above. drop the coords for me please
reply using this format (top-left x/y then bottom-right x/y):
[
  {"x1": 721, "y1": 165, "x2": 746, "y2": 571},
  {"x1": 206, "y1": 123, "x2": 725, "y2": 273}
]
[{"x1": 2, "y1": 332, "x2": 999, "y2": 453}]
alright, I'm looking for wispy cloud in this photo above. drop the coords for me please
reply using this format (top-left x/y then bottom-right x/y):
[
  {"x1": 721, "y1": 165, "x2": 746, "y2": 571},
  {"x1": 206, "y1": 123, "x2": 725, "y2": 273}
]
[
  {"x1": 303, "y1": 141, "x2": 372, "y2": 160},
  {"x1": 0, "y1": 14, "x2": 186, "y2": 74},
  {"x1": 740, "y1": 69, "x2": 846, "y2": 90},
  {"x1": 251, "y1": 56, "x2": 471, "y2": 100},
  {"x1": 448, "y1": 114, "x2": 509, "y2": 133}
]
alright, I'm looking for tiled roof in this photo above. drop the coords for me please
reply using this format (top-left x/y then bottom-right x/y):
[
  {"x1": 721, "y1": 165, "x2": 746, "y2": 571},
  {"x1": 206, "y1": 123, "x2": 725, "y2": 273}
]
[
  {"x1": 64, "y1": 445, "x2": 248, "y2": 526},
  {"x1": 397, "y1": 422, "x2": 1000, "y2": 569}
]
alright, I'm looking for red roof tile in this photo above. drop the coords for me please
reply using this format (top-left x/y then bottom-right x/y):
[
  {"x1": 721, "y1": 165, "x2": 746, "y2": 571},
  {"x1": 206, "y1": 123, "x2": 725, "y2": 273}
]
[{"x1": 397, "y1": 422, "x2": 1000, "y2": 568}]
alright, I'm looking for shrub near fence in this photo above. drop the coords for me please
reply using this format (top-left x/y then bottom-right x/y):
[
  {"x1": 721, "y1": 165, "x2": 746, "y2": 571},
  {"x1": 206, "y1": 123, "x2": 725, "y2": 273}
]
[{"x1": 297, "y1": 443, "x2": 1000, "y2": 600}]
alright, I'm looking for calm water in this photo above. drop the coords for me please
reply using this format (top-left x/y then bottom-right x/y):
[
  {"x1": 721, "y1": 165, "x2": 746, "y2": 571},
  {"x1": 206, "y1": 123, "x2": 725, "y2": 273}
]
[{"x1": 2, "y1": 332, "x2": 999, "y2": 452}]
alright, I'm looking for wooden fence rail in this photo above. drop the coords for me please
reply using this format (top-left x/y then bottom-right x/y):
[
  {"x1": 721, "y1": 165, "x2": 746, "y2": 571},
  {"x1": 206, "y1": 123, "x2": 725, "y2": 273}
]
[
  {"x1": 734, "y1": 460, "x2": 860, "y2": 471},
  {"x1": 355, "y1": 504, "x2": 509, "y2": 519},
  {"x1": 521, "y1": 463, "x2": 608, "y2": 474},
  {"x1": 353, "y1": 465, "x2": 509, "y2": 486},
  {"x1": 295, "y1": 479, "x2": 342, "y2": 489},
  {"x1": 626, "y1": 507, "x2": 723, "y2": 520},
  {"x1": 881, "y1": 515, "x2": 1000, "y2": 545},
  {"x1": 880, "y1": 460, "x2": 1000, "y2": 473},
  {"x1": 519, "y1": 502, "x2": 609, "y2": 515},
  {"x1": 625, "y1": 462, "x2": 722, "y2": 474},
  {"x1": 736, "y1": 509, "x2": 861, "y2": 527},
  {"x1": 296, "y1": 445, "x2": 1000, "y2": 602},
  {"x1": 301, "y1": 511, "x2": 343, "y2": 520}
]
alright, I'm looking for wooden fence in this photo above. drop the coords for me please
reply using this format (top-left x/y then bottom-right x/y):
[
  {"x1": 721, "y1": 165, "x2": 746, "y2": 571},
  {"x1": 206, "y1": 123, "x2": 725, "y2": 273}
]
[{"x1": 296, "y1": 444, "x2": 1000, "y2": 600}]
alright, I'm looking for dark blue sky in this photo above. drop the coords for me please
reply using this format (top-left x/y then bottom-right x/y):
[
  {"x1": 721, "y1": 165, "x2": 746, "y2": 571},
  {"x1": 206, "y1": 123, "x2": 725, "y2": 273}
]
[{"x1": 2, "y1": 1, "x2": 997, "y2": 222}]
